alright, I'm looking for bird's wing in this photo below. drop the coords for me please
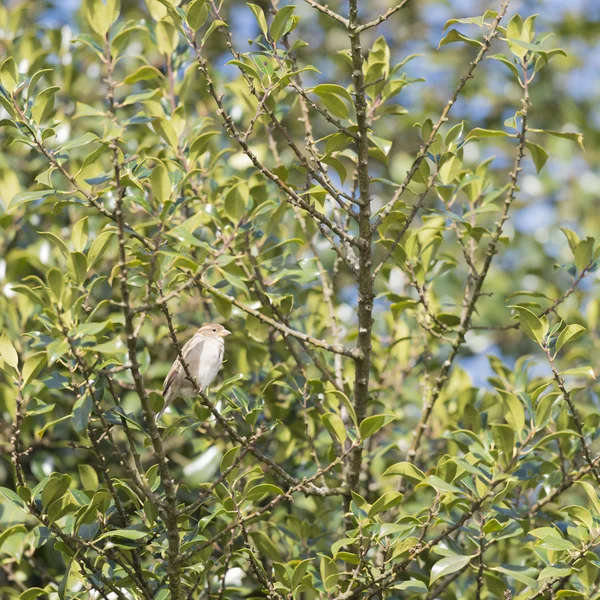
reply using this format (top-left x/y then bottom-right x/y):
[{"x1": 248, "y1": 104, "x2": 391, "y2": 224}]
[
  {"x1": 162, "y1": 359, "x2": 181, "y2": 397},
  {"x1": 162, "y1": 335, "x2": 205, "y2": 396}
]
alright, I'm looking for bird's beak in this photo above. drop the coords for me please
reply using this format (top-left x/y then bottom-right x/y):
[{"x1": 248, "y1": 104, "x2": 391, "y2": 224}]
[{"x1": 219, "y1": 329, "x2": 232, "y2": 337}]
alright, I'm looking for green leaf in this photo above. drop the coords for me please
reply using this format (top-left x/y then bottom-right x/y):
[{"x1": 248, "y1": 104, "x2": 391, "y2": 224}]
[
  {"x1": 492, "y1": 565, "x2": 538, "y2": 588},
  {"x1": 270, "y1": 5, "x2": 295, "y2": 42},
  {"x1": 32, "y1": 86, "x2": 60, "y2": 123},
  {"x1": 47, "y1": 268, "x2": 64, "y2": 301},
  {"x1": 249, "y1": 530, "x2": 281, "y2": 561},
  {"x1": 0, "y1": 524, "x2": 27, "y2": 550},
  {"x1": 574, "y1": 237, "x2": 594, "y2": 271},
  {"x1": 202, "y1": 19, "x2": 227, "y2": 43},
  {"x1": 150, "y1": 162, "x2": 172, "y2": 202},
  {"x1": 382, "y1": 462, "x2": 425, "y2": 483},
  {"x1": 0, "y1": 93, "x2": 15, "y2": 117},
  {"x1": 96, "y1": 528, "x2": 149, "y2": 541},
  {"x1": 123, "y1": 64, "x2": 164, "y2": 85},
  {"x1": 501, "y1": 392, "x2": 526, "y2": 434},
  {"x1": 530, "y1": 128, "x2": 585, "y2": 151},
  {"x1": 1, "y1": 57, "x2": 18, "y2": 93},
  {"x1": 245, "y1": 483, "x2": 284, "y2": 502},
  {"x1": 22, "y1": 352, "x2": 46, "y2": 387},
  {"x1": 313, "y1": 91, "x2": 348, "y2": 119},
  {"x1": 526, "y1": 141, "x2": 548, "y2": 173},
  {"x1": 555, "y1": 324, "x2": 586, "y2": 354},
  {"x1": 57, "y1": 560, "x2": 72, "y2": 600},
  {"x1": 425, "y1": 475, "x2": 463, "y2": 494},
  {"x1": 561, "y1": 505, "x2": 593, "y2": 529},
  {"x1": 430, "y1": 555, "x2": 473, "y2": 584},
  {"x1": 466, "y1": 128, "x2": 513, "y2": 140},
  {"x1": 59, "y1": 132, "x2": 98, "y2": 152},
  {"x1": 560, "y1": 366, "x2": 595, "y2": 379},
  {"x1": 0, "y1": 487, "x2": 26, "y2": 511},
  {"x1": 68, "y1": 251, "x2": 88, "y2": 284},
  {"x1": 72, "y1": 216, "x2": 89, "y2": 252},
  {"x1": 321, "y1": 412, "x2": 347, "y2": 444},
  {"x1": 224, "y1": 182, "x2": 249, "y2": 221},
  {"x1": 90, "y1": 338, "x2": 127, "y2": 354},
  {"x1": 312, "y1": 83, "x2": 352, "y2": 103},
  {"x1": 120, "y1": 89, "x2": 160, "y2": 106},
  {"x1": 538, "y1": 566, "x2": 574, "y2": 581},
  {"x1": 153, "y1": 118, "x2": 179, "y2": 148},
  {"x1": 320, "y1": 556, "x2": 339, "y2": 591},
  {"x1": 82, "y1": 0, "x2": 117, "y2": 36},
  {"x1": 394, "y1": 580, "x2": 429, "y2": 593},
  {"x1": 324, "y1": 389, "x2": 357, "y2": 427},
  {"x1": 506, "y1": 14, "x2": 526, "y2": 58},
  {"x1": 19, "y1": 587, "x2": 50, "y2": 600},
  {"x1": 575, "y1": 481, "x2": 600, "y2": 514},
  {"x1": 9, "y1": 189, "x2": 56, "y2": 211},
  {"x1": 509, "y1": 305, "x2": 547, "y2": 344},
  {"x1": 368, "y1": 491, "x2": 403, "y2": 517},
  {"x1": 444, "y1": 11, "x2": 498, "y2": 29},
  {"x1": 190, "y1": 131, "x2": 219, "y2": 160},
  {"x1": 220, "y1": 446, "x2": 241, "y2": 472},
  {"x1": 72, "y1": 394, "x2": 93, "y2": 435},
  {"x1": 292, "y1": 558, "x2": 312, "y2": 589},
  {"x1": 492, "y1": 424, "x2": 515, "y2": 459},
  {"x1": 488, "y1": 54, "x2": 520, "y2": 79},
  {"x1": 187, "y1": 0, "x2": 208, "y2": 30},
  {"x1": 0, "y1": 334, "x2": 19, "y2": 369},
  {"x1": 88, "y1": 230, "x2": 116, "y2": 270},
  {"x1": 41, "y1": 473, "x2": 72, "y2": 509},
  {"x1": 439, "y1": 29, "x2": 483, "y2": 48},
  {"x1": 37, "y1": 415, "x2": 71, "y2": 439},
  {"x1": 359, "y1": 414, "x2": 395, "y2": 439},
  {"x1": 529, "y1": 527, "x2": 576, "y2": 551},
  {"x1": 78, "y1": 464, "x2": 99, "y2": 490},
  {"x1": 156, "y1": 20, "x2": 179, "y2": 55},
  {"x1": 247, "y1": 3, "x2": 268, "y2": 37},
  {"x1": 560, "y1": 227, "x2": 580, "y2": 254}
]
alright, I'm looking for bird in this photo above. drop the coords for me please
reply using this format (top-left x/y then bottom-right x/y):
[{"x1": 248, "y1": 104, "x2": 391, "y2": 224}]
[{"x1": 157, "y1": 323, "x2": 231, "y2": 420}]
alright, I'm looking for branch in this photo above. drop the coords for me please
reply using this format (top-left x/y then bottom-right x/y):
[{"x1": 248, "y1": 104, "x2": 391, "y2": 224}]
[
  {"x1": 111, "y1": 142, "x2": 182, "y2": 600},
  {"x1": 357, "y1": 0, "x2": 411, "y2": 33},
  {"x1": 372, "y1": 166, "x2": 439, "y2": 280},
  {"x1": 194, "y1": 276, "x2": 358, "y2": 358},
  {"x1": 525, "y1": 533, "x2": 600, "y2": 600},
  {"x1": 543, "y1": 346, "x2": 600, "y2": 487},
  {"x1": 471, "y1": 261, "x2": 595, "y2": 331},
  {"x1": 339, "y1": 430, "x2": 535, "y2": 599},
  {"x1": 526, "y1": 453, "x2": 600, "y2": 518},
  {"x1": 302, "y1": 0, "x2": 349, "y2": 27},
  {"x1": 184, "y1": 27, "x2": 359, "y2": 249},
  {"x1": 176, "y1": 440, "x2": 358, "y2": 564},
  {"x1": 371, "y1": 1, "x2": 510, "y2": 232},
  {"x1": 404, "y1": 47, "x2": 529, "y2": 470},
  {"x1": 342, "y1": 1, "x2": 376, "y2": 519},
  {"x1": 159, "y1": 296, "x2": 348, "y2": 497}
]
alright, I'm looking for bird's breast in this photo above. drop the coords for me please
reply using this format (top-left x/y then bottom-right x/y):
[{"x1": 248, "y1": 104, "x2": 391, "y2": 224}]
[{"x1": 196, "y1": 338, "x2": 225, "y2": 389}]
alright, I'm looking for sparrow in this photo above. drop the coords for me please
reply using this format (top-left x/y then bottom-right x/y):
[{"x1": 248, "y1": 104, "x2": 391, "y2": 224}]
[{"x1": 157, "y1": 323, "x2": 231, "y2": 420}]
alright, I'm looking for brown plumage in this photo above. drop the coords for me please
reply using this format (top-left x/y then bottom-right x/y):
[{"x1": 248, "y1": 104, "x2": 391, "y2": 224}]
[{"x1": 158, "y1": 323, "x2": 231, "y2": 420}]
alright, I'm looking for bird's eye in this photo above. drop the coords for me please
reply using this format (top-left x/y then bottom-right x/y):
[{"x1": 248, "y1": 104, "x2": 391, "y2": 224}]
[{"x1": 212, "y1": 328, "x2": 217, "y2": 332}]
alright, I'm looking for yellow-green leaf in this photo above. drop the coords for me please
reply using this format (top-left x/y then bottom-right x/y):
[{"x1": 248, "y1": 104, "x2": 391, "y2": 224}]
[
  {"x1": 0, "y1": 57, "x2": 18, "y2": 93},
  {"x1": 123, "y1": 65, "x2": 164, "y2": 85},
  {"x1": 22, "y1": 353, "x2": 46, "y2": 387},
  {"x1": 156, "y1": 20, "x2": 179, "y2": 55},
  {"x1": 0, "y1": 334, "x2": 19, "y2": 369},
  {"x1": 150, "y1": 162, "x2": 171, "y2": 202}
]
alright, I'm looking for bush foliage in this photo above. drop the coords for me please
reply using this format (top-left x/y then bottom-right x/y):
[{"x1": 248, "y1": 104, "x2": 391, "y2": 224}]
[{"x1": 0, "y1": 0, "x2": 599, "y2": 598}]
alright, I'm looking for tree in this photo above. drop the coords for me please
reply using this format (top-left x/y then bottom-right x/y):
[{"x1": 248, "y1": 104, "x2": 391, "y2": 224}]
[{"x1": 0, "y1": 0, "x2": 598, "y2": 598}]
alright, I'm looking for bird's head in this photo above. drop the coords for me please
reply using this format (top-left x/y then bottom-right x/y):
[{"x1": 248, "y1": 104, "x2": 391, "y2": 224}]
[{"x1": 197, "y1": 323, "x2": 232, "y2": 339}]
